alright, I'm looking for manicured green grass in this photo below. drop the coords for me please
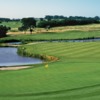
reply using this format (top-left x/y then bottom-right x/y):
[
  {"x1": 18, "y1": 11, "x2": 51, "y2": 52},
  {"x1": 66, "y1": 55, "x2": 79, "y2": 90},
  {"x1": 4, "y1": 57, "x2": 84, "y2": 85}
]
[
  {"x1": 1, "y1": 42, "x2": 100, "y2": 100},
  {"x1": 0, "y1": 21, "x2": 22, "y2": 28},
  {"x1": 1, "y1": 30, "x2": 100, "y2": 43}
]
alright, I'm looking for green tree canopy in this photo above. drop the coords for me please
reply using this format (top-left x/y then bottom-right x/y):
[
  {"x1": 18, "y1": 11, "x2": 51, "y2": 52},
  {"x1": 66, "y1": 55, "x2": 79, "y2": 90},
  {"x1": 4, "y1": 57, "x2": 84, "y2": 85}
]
[
  {"x1": 20, "y1": 17, "x2": 36, "y2": 34},
  {"x1": 0, "y1": 25, "x2": 10, "y2": 37}
]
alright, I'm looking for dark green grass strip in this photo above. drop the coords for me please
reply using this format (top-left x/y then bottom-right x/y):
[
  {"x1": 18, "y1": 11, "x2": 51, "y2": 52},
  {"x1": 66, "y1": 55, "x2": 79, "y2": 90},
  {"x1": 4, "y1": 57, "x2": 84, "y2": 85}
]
[{"x1": 1, "y1": 83, "x2": 100, "y2": 97}]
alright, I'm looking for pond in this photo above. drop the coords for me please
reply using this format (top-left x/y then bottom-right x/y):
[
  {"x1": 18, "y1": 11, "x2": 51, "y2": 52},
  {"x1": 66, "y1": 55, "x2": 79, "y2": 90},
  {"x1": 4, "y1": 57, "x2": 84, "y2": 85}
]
[
  {"x1": 6, "y1": 38, "x2": 100, "y2": 45},
  {"x1": 0, "y1": 47, "x2": 43, "y2": 66},
  {"x1": 49, "y1": 38, "x2": 100, "y2": 43}
]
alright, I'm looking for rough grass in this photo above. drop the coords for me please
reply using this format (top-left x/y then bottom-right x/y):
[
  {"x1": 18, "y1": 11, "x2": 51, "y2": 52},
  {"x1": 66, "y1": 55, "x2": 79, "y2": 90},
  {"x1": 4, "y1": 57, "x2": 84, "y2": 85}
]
[
  {"x1": 1, "y1": 42, "x2": 100, "y2": 100},
  {"x1": 6, "y1": 23, "x2": 100, "y2": 34},
  {"x1": 1, "y1": 21, "x2": 100, "y2": 34}
]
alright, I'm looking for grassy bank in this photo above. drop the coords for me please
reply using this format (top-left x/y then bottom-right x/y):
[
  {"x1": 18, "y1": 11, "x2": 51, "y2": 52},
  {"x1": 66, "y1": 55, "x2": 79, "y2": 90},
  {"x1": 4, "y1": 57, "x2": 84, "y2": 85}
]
[
  {"x1": 1, "y1": 24, "x2": 100, "y2": 43},
  {"x1": 1, "y1": 42, "x2": 100, "y2": 100},
  {"x1": 1, "y1": 30, "x2": 100, "y2": 43},
  {"x1": 18, "y1": 45, "x2": 58, "y2": 61}
]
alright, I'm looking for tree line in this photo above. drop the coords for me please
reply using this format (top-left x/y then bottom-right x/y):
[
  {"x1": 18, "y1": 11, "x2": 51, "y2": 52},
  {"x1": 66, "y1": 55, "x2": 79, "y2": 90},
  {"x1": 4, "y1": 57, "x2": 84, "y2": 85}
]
[
  {"x1": 0, "y1": 18, "x2": 20, "y2": 22},
  {"x1": 18, "y1": 16, "x2": 100, "y2": 33},
  {"x1": 37, "y1": 16, "x2": 100, "y2": 28}
]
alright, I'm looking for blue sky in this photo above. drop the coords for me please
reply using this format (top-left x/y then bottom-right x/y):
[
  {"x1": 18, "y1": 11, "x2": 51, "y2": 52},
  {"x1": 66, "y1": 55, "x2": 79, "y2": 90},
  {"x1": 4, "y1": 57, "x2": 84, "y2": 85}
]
[{"x1": 0, "y1": 0, "x2": 100, "y2": 18}]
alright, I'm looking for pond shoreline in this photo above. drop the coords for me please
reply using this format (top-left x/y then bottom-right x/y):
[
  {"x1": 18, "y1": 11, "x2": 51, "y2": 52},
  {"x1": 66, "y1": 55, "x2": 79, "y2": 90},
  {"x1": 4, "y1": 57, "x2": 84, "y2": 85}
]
[
  {"x1": 0, "y1": 47, "x2": 43, "y2": 67},
  {"x1": 4, "y1": 37, "x2": 100, "y2": 44},
  {"x1": 0, "y1": 36, "x2": 100, "y2": 70},
  {"x1": 1, "y1": 36, "x2": 100, "y2": 43}
]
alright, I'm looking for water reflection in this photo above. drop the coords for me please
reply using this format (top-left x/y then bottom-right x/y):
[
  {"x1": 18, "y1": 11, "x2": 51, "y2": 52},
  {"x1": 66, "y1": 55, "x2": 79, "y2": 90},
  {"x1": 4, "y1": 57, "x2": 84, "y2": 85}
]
[{"x1": 0, "y1": 47, "x2": 42, "y2": 66}]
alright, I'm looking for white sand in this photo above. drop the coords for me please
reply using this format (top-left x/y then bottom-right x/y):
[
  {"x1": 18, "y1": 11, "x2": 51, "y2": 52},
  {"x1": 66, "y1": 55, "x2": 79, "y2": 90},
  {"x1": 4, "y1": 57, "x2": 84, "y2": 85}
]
[{"x1": 0, "y1": 66, "x2": 30, "y2": 71}]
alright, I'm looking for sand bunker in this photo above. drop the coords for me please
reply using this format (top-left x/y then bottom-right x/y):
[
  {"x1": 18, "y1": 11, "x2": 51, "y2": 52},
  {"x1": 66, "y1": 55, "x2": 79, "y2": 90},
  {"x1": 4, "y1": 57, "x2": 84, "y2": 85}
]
[{"x1": 0, "y1": 66, "x2": 30, "y2": 71}]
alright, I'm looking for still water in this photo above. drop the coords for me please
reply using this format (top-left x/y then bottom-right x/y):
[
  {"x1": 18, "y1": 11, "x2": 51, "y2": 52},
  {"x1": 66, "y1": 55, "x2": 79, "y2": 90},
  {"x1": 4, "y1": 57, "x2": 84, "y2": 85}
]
[{"x1": 0, "y1": 47, "x2": 42, "y2": 66}]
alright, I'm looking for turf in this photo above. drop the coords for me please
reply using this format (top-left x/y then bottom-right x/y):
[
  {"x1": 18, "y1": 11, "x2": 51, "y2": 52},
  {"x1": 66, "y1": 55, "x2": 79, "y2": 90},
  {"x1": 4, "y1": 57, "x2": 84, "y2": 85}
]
[
  {"x1": 1, "y1": 31, "x2": 100, "y2": 43},
  {"x1": 1, "y1": 42, "x2": 100, "y2": 100},
  {"x1": 0, "y1": 21, "x2": 22, "y2": 28}
]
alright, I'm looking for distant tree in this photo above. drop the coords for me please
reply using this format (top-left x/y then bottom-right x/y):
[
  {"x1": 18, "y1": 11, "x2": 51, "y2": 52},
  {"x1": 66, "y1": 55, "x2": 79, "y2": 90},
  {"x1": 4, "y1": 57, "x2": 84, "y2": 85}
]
[
  {"x1": 37, "y1": 20, "x2": 51, "y2": 31},
  {"x1": 45, "y1": 15, "x2": 53, "y2": 21},
  {"x1": 53, "y1": 15, "x2": 60, "y2": 19},
  {"x1": 40, "y1": 18, "x2": 44, "y2": 21},
  {"x1": 0, "y1": 25, "x2": 10, "y2": 37},
  {"x1": 37, "y1": 15, "x2": 100, "y2": 28},
  {"x1": 11, "y1": 18, "x2": 21, "y2": 22},
  {"x1": 0, "y1": 18, "x2": 11, "y2": 22},
  {"x1": 94, "y1": 16, "x2": 100, "y2": 20},
  {"x1": 59, "y1": 15, "x2": 65, "y2": 19},
  {"x1": 45, "y1": 25, "x2": 51, "y2": 31},
  {"x1": 21, "y1": 17, "x2": 36, "y2": 34},
  {"x1": 18, "y1": 26, "x2": 28, "y2": 34},
  {"x1": 37, "y1": 20, "x2": 48, "y2": 28}
]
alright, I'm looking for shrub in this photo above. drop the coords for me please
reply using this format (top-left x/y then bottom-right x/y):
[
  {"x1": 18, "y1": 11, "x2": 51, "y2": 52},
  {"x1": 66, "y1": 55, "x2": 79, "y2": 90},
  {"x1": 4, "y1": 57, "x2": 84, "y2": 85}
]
[{"x1": 0, "y1": 25, "x2": 10, "y2": 37}]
